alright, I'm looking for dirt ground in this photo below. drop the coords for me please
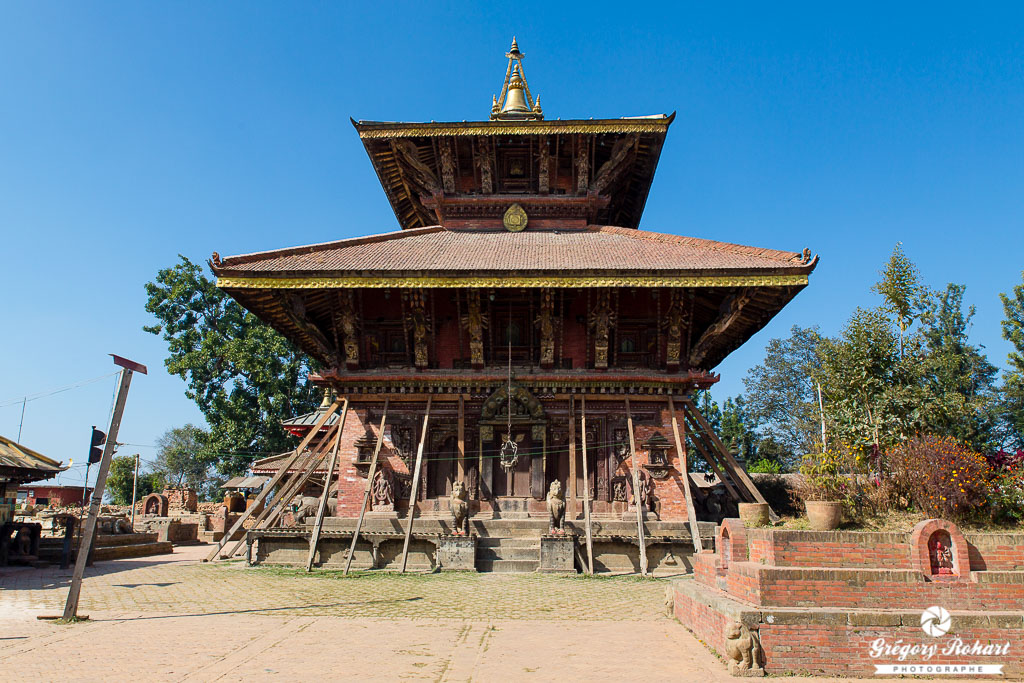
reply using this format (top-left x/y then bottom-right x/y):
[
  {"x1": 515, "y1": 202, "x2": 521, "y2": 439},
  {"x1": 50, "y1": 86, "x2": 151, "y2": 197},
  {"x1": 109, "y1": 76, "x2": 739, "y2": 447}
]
[{"x1": 0, "y1": 545, "x2": 940, "y2": 681}]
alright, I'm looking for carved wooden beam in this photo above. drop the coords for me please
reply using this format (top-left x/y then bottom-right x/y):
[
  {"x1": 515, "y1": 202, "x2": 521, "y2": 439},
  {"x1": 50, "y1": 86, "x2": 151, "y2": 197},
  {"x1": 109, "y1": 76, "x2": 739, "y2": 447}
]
[
  {"x1": 439, "y1": 139, "x2": 456, "y2": 193},
  {"x1": 274, "y1": 292, "x2": 337, "y2": 366},
  {"x1": 688, "y1": 288, "x2": 754, "y2": 368},
  {"x1": 590, "y1": 134, "x2": 637, "y2": 194},
  {"x1": 476, "y1": 136, "x2": 495, "y2": 194}
]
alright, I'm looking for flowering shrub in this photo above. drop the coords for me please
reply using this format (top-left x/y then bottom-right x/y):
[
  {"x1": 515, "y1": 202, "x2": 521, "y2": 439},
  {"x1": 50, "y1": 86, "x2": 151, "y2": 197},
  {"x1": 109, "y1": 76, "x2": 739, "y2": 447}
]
[
  {"x1": 883, "y1": 435, "x2": 990, "y2": 521},
  {"x1": 986, "y1": 450, "x2": 1024, "y2": 522}
]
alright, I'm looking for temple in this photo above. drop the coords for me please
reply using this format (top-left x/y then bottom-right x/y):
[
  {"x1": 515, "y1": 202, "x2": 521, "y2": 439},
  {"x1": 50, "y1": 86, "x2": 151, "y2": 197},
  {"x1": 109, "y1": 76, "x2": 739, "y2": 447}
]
[{"x1": 210, "y1": 39, "x2": 818, "y2": 573}]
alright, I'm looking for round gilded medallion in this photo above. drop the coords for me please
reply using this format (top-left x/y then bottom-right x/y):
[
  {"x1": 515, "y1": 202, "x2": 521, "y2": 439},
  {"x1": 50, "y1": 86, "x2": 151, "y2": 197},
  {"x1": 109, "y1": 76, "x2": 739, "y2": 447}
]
[{"x1": 503, "y1": 203, "x2": 528, "y2": 232}]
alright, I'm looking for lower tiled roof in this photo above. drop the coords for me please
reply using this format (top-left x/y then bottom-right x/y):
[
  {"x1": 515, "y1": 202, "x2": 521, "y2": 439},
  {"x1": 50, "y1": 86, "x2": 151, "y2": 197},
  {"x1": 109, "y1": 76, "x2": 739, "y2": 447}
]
[{"x1": 214, "y1": 225, "x2": 814, "y2": 276}]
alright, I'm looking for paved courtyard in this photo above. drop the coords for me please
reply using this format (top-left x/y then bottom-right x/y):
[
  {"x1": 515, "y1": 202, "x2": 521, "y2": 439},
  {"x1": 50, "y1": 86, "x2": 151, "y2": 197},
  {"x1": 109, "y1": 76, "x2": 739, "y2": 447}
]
[{"x1": 1, "y1": 545, "x2": 911, "y2": 681}]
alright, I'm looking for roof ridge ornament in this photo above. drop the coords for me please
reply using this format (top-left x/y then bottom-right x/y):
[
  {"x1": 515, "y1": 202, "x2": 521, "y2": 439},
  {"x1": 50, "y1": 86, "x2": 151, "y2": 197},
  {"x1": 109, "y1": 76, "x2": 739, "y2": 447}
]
[{"x1": 491, "y1": 36, "x2": 543, "y2": 121}]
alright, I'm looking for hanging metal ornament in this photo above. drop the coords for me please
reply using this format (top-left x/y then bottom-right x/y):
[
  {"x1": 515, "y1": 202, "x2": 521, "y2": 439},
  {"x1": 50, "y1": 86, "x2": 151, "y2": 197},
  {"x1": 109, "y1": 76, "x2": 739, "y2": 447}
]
[
  {"x1": 499, "y1": 435, "x2": 519, "y2": 472},
  {"x1": 499, "y1": 301, "x2": 519, "y2": 472}
]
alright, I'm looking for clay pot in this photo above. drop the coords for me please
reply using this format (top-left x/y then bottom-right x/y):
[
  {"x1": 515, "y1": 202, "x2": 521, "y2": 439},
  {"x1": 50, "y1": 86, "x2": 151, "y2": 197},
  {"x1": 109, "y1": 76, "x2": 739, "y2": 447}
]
[
  {"x1": 738, "y1": 502, "x2": 770, "y2": 527},
  {"x1": 805, "y1": 501, "x2": 843, "y2": 530}
]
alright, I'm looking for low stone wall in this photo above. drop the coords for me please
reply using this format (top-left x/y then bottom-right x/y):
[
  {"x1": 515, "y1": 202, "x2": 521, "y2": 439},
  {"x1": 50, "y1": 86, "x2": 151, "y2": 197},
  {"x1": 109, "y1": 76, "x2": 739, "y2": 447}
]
[
  {"x1": 673, "y1": 579, "x2": 1023, "y2": 677},
  {"x1": 673, "y1": 519, "x2": 1024, "y2": 677}
]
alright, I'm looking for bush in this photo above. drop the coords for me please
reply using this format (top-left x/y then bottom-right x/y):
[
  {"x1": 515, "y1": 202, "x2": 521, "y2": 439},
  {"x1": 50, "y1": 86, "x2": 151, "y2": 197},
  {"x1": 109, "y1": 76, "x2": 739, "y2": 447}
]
[
  {"x1": 986, "y1": 449, "x2": 1024, "y2": 522},
  {"x1": 798, "y1": 448, "x2": 848, "y2": 502},
  {"x1": 748, "y1": 458, "x2": 783, "y2": 474},
  {"x1": 883, "y1": 435, "x2": 990, "y2": 522}
]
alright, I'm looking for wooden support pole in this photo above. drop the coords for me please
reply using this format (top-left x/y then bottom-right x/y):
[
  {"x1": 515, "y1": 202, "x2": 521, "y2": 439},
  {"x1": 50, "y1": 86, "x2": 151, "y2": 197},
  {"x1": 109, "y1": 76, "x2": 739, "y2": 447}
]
[
  {"x1": 457, "y1": 395, "x2": 465, "y2": 482},
  {"x1": 669, "y1": 395, "x2": 702, "y2": 553},
  {"x1": 306, "y1": 399, "x2": 350, "y2": 571},
  {"x1": 580, "y1": 395, "x2": 595, "y2": 575},
  {"x1": 624, "y1": 397, "x2": 649, "y2": 576},
  {"x1": 568, "y1": 395, "x2": 577, "y2": 519},
  {"x1": 400, "y1": 396, "x2": 432, "y2": 573},
  {"x1": 205, "y1": 399, "x2": 342, "y2": 562},
  {"x1": 344, "y1": 399, "x2": 389, "y2": 575},
  {"x1": 62, "y1": 365, "x2": 139, "y2": 620},
  {"x1": 683, "y1": 399, "x2": 778, "y2": 521}
]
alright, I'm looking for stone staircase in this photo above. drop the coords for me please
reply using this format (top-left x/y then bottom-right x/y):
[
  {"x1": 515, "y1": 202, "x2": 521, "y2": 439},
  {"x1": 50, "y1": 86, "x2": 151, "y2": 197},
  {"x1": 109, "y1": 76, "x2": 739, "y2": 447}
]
[
  {"x1": 37, "y1": 532, "x2": 172, "y2": 564},
  {"x1": 475, "y1": 536, "x2": 541, "y2": 573}
]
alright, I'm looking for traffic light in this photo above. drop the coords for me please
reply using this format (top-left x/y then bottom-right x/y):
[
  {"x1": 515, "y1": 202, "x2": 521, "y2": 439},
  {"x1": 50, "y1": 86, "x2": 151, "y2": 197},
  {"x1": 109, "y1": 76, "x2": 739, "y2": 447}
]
[{"x1": 88, "y1": 426, "x2": 106, "y2": 464}]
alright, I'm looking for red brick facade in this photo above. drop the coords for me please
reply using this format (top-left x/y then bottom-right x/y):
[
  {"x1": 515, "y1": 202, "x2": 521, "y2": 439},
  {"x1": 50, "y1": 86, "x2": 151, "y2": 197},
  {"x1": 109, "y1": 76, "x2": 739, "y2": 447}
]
[{"x1": 673, "y1": 520, "x2": 1024, "y2": 677}]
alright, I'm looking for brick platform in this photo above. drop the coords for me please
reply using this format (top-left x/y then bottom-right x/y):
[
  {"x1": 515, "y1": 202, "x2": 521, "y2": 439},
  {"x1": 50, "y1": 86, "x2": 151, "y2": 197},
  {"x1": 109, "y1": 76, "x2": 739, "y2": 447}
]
[{"x1": 672, "y1": 519, "x2": 1024, "y2": 678}]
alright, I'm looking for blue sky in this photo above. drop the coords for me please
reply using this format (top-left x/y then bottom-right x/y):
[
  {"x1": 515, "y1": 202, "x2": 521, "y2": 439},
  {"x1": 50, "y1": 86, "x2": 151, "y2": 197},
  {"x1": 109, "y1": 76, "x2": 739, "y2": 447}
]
[{"x1": 2, "y1": 2, "x2": 1022, "y2": 487}]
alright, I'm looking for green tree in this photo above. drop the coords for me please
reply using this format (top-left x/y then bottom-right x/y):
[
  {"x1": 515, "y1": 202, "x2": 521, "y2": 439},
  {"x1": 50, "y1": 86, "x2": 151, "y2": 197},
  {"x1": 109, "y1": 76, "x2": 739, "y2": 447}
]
[
  {"x1": 815, "y1": 307, "x2": 923, "y2": 456},
  {"x1": 916, "y1": 283, "x2": 998, "y2": 449},
  {"x1": 105, "y1": 454, "x2": 159, "y2": 505},
  {"x1": 144, "y1": 256, "x2": 321, "y2": 475},
  {"x1": 154, "y1": 424, "x2": 215, "y2": 489},
  {"x1": 741, "y1": 325, "x2": 823, "y2": 464},
  {"x1": 999, "y1": 272, "x2": 1024, "y2": 449},
  {"x1": 720, "y1": 396, "x2": 757, "y2": 461},
  {"x1": 872, "y1": 243, "x2": 926, "y2": 357}
]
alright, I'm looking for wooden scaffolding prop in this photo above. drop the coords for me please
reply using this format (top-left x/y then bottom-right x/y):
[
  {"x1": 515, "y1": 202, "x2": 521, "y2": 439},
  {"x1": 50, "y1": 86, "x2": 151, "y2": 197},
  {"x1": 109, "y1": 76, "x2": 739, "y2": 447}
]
[
  {"x1": 305, "y1": 399, "x2": 353, "y2": 570},
  {"x1": 624, "y1": 398, "x2": 649, "y2": 576},
  {"x1": 343, "y1": 398, "x2": 389, "y2": 575},
  {"x1": 668, "y1": 395, "x2": 703, "y2": 553},
  {"x1": 400, "y1": 396, "x2": 432, "y2": 573},
  {"x1": 224, "y1": 415, "x2": 346, "y2": 559},
  {"x1": 577, "y1": 396, "x2": 594, "y2": 575},
  {"x1": 679, "y1": 397, "x2": 779, "y2": 523},
  {"x1": 204, "y1": 398, "x2": 344, "y2": 562}
]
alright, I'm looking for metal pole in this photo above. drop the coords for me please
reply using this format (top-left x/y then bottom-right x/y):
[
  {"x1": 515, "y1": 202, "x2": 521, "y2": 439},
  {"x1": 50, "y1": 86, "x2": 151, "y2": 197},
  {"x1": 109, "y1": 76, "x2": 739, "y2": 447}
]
[
  {"x1": 130, "y1": 454, "x2": 140, "y2": 528},
  {"x1": 62, "y1": 357, "x2": 145, "y2": 620},
  {"x1": 817, "y1": 383, "x2": 827, "y2": 451}
]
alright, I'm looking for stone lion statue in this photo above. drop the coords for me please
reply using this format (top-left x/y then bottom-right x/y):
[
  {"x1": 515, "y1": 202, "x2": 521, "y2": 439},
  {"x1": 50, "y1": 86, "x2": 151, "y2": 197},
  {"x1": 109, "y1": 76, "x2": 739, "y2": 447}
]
[
  {"x1": 547, "y1": 480, "x2": 566, "y2": 534},
  {"x1": 724, "y1": 620, "x2": 762, "y2": 675},
  {"x1": 449, "y1": 481, "x2": 469, "y2": 535}
]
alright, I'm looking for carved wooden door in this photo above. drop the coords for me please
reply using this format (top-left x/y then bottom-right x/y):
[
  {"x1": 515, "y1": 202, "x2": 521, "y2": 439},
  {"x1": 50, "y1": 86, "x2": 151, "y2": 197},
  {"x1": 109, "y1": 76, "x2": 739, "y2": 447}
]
[{"x1": 426, "y1": 436, "x2": 456, "y2": 499}]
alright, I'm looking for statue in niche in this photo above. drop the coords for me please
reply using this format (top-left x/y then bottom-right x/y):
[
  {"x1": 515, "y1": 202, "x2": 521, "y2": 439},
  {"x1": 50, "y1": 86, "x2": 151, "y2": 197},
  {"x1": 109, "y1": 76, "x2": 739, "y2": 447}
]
[
  {"x1": 612, "y1": 477, "x2": 628, "y2": 503},
  {"x1": 612, "y1": 428, "x2": 630, "y2": 461},
  {"x1": 461, "y1": 290, "x2": 488, "y2": 368},
  {"x1": 371, "y1": 469, "x2": 394, "y2": 511},
  {"x1": 535, "y1": 289, "x2": 556, "y2": 368},
  {"x1": 449, "y1": 481, "x2": 469, "y2": 535},
  {"x1": 547, "y1": 480, "x2": 566, "y2": 534},
  {"x1": 335, "y1": 292, "x2": 360, "y2": 368},
  {"x1": 724, "y1": 621, "x2": 763, "y2": 675},
  {"x1": 405, "y1": 290, "x2": 430, "y2": 369},
  {"x1": 588, "y1": 290, "x2": 616, "y2": 369},
  {"x1": 928, "y1": 531, "x2": 955, "y2": 575}
]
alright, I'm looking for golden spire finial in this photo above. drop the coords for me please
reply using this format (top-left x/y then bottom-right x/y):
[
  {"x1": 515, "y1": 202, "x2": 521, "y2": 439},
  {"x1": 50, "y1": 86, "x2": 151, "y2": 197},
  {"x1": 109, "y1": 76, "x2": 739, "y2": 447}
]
[{"x1": 491, "y1": 37, "x2": 543, "y2": 121}]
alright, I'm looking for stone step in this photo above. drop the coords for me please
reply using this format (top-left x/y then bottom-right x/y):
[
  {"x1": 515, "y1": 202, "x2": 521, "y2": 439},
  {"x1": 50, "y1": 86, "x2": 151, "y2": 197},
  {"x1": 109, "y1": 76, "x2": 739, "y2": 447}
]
[
  {"x1": 475, "y1": 546, "x2": 539, "y2": 562},
  {"x1": 93, "y1": 541, "x2": 173, "y2": 561},
  {"x1": 475, "y1": 559, "x2": 539, "y2": 573},
  {"x1": 476, "y1": 537, "x2": 538, "y2": 548}
]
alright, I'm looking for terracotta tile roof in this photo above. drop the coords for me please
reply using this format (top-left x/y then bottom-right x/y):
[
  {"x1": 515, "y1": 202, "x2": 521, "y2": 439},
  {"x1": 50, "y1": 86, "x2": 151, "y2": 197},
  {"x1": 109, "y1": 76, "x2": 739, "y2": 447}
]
[{"x1": 214, "y1": 226, "x2": 814, "y2": 276}]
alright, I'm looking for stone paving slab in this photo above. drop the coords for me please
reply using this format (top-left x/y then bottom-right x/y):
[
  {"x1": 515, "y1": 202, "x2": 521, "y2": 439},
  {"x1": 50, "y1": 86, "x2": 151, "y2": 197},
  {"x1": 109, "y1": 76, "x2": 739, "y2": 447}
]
[{"x1": 0, "y1": 545, "x2": 941, "y2": 681}]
